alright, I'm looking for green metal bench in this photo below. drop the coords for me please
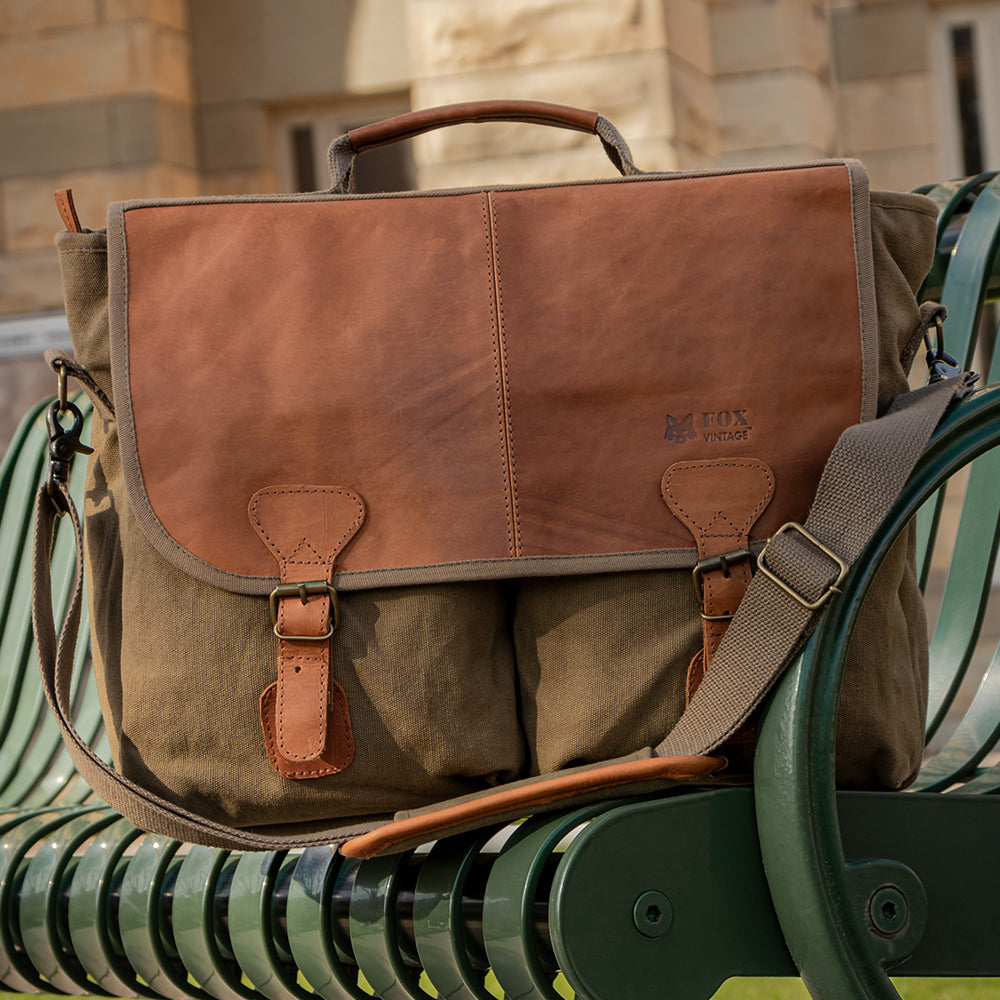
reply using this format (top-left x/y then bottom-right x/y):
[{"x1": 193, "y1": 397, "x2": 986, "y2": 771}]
[{"x1": 1, "y1": 174, "x2": 999, "y2": 1000}]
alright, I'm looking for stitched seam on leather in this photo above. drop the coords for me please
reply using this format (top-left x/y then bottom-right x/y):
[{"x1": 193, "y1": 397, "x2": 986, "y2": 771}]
[
  {"x1": 663, "y1": 460, "x2": 775, "y2": 536},
  {"x1": 277, "y1": 654, "x2": 327, "y2": 760},
  {"x1": 489, "y1": 193, "x2": 522, "y2": 556},
  {"x1": 248, "y1": 487, "x2": 365, "y2": 563},
  {"x1": 262, "y1": 685, "x2": 349, "y2": 778},
  {"x1": 483, "y1": 193, "x2": 517, "y2": 557},
  {"x1": 285, "y1": 539, "x2": 324, "y2": 563},
  {"x1": 663, "y1": 460, "x2": 774, "y2": 619}
]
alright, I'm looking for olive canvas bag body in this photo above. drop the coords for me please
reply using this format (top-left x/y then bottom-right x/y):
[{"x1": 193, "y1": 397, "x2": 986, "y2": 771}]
[{"x1": 33, "y1": 101, "x2": 974, "y2": 857}]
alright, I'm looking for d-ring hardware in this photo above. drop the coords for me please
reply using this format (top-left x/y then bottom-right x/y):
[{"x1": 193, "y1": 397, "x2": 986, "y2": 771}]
[{"x1": 269, "y1": 581, "x2": 339, "y2": 640}]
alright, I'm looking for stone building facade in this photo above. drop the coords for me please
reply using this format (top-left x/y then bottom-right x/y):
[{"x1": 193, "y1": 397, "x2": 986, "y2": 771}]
[{"x1": 1, "y1": 0, "x2": 999, "y2": 440}]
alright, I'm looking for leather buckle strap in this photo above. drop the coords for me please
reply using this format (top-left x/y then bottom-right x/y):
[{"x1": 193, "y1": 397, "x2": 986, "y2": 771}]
[
  {"x1": 268, "y1": 581, "x2": 339, "y2": 640},
  {"x1": 757, "y1": 522, "x2": 849, "y2": 611},
  {"x1": 691, "y1": 548, "x2": 755, "y2": 618}
]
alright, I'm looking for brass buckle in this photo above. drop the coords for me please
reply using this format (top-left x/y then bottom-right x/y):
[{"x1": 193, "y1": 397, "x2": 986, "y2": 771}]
[
  {"x1": 757, "y1": 523, "x2": 848, "y2": 611},
  {"x1": 692, "y1": 548, "x2": 755, "y2": 621},
  {"x1": 269, "y1": 581, "x2": 339, "y2": 640},
  {"x1": 692, "y1": 548, "x2": 755, "y2": 620}
]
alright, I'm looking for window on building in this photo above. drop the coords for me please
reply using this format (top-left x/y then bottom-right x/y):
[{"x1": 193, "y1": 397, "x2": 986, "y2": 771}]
[
  {"x1": 950, "y1": 24, "x2": 985, "y2": 175},
  {"x1": 273, "y1": 96, "x2": 416, "y2": 194},
  {"x1": 936, "y1": 8, "x2": 1000, "y2": 177}
]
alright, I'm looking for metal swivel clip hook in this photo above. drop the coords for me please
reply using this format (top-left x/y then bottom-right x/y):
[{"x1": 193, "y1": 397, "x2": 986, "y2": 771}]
[
  {"x1": 45, "y1": 361, "x2": 93, "y2": 512},
  {"x1": 924, "y1": 314, "x2": 963, "y2": 384}
]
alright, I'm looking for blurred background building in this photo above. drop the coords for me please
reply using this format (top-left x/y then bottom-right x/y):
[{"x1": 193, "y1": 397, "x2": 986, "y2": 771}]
[{"x1": 1, "y1": 0, "x2": 999, "y2": 443}]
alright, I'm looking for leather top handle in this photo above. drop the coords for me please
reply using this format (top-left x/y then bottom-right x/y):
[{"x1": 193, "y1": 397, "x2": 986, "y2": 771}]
[{"x1": 326, "y1": 99, "x2": 643, "y2": 193}]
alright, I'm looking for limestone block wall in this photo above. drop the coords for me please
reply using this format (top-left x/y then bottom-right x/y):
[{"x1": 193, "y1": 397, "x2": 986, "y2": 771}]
[
  {"x1": 402, "y1": 0, "x2": 718, "y2": 189},
  {"x1": 708, "y1": 0, "x2": 836, "y2": 168},
  {"x1": 187, "y1": 0, "x2": 411, "y2": 195},
  {"x1": 0, "y1": 0, "x2": 199, "y2": 315},
  {"x1": 829, "y1": 1, "x2": 941, "y2": 192}
]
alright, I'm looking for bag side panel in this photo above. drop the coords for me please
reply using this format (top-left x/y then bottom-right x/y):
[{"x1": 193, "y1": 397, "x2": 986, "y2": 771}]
[
  {"x1": 838, "y1": 522, "x2": 928, "y2": 788},
  {"x1": 870, "y1": 191, "x2": 939, "y2": 411},
  {"x1": 835, "y1": 192, "x2": 938, "y2": 788},
  {"x1": 56, "y1": 231, "x2": 113, "y2": 413}
]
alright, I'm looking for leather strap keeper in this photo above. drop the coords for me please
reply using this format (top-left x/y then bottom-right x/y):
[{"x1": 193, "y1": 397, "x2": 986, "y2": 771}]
[{"x1": 249, "y1": 486, "x2": 366, "y2": 774}]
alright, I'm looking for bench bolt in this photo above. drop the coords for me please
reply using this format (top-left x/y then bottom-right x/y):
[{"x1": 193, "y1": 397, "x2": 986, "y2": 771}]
[
  {"x1": 868, "y1": 885, "x2": 908, "y2": 937},
  {"x1": 632, "y1": 890, "x2": 673, "y2": 939}
]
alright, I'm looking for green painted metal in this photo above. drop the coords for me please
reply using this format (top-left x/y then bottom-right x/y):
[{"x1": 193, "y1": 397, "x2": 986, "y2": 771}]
[
  {"x1": 914, "y1": 175, "x2": 1000, "y2": 585},
  {"x1": 173, "y1": 846, "x2": 258, "y2": 1000},
  {"x1": 0, "y1": 807, "x2": 98, "y2": 992},
  {"x1": 118, "y1": 834, "x2": 209, "y2": 1000},
  {"x1": 550, "y1": 790, "x2": 795, "y2": 1000},
  {"x1": 410, "y1": 830, "x2": 500, "y2": 1000},
  {"x1": 347, "y1": 851, "x2": 427, "y2": 1000},
  {"x1": 923, "y1": 352, "x2": 1000, "y2": 741},
  {"x1": 911, "y1": 450, "x2": 1000, "y2": 786},
  {"x1": 481, "y1": 806, "x2": 616, "y2": 1000},
  {"x1": 755, "y1": 383, "x2": 1000, "y2": 1000},
  {"x1": 66, "y1": 815, "x2": 157, "y2": 997},
  {"x1": 918, "y1": 173, "x2": 999, "y2": 303},
  {"x1": 835, "y1": 792, "x2": 1000, "y2": 977},
  {"x1": 3, "y1": 403, "x2": 98, "y2": 809},
  {"x1": 17, "y1": 807, "x2": 117, "y2": 995},
  {"x1": 285, "y1": 847, "x2": 369, "y2": 1000},
  {"x1": 0, "y1": 408, "x2": 51, "y2": 786},
  {"x1": 0, "y1": 394, "x2": 101, "y2": 815},
  {"x1": 227, "y1": 851, "x2": 310, "y2": 1000},
  {"x1": 938, "y1": 176, "x2": 1000, "y2": 369}
]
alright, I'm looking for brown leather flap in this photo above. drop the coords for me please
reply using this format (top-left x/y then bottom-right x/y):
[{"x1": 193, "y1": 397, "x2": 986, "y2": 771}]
[{"x1": 109, "y1": 162, "x2": 874, "y2": 595}]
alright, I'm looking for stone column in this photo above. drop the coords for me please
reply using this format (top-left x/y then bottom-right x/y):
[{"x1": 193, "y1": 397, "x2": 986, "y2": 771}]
[
  {"x1": 829, "y1": 1, "x2": 939, "y2": 191},
  {"x1": 708, "y1": 0, "x2": 835, "y2": 168},
  {"x1": 0, "y1": 0, "x2": 198, "y2": 315},
  {"x1": 403, "y1": 0, "x2": 719, "y2": 189}
]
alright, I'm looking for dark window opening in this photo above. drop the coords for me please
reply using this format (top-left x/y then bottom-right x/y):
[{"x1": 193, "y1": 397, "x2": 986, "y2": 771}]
[
  {"x1": 291, "y1": 125, "x2": 317, "y2": 192},
  {"x1": 951, "y1": 25, "x2": 985, "y2": 176}
]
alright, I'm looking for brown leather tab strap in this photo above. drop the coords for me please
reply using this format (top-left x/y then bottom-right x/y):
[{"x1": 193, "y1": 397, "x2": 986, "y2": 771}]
[
  {"x1": 54, "y1": 189, "x2": 82, "y2": 233},
  {"x1": 347, "y1": 100, "x2": 600, "y2": 153},
  {"x1": 662, "y1": 459, "x2": 775, "y2": 693},
  {"x1": 248, "y1": 486, "x2": 365, "y2": 771}
]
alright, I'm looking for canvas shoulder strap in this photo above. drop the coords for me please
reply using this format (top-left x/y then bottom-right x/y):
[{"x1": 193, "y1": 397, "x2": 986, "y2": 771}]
[
  {"x1": 31, "y1": 373, "x2": 975, "y2": 849},
  {"x1": 656, "y1": 371, "x2": 976, "y2": 758}
]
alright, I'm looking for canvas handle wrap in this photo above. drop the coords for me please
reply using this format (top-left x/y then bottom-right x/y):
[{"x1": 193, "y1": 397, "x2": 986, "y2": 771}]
[
  {"x1": 326, "y1": 100, "x2": 642, "y2": 193},
  {"x1": 32, "y1": 373, "x2": 974, "y2": 850}
]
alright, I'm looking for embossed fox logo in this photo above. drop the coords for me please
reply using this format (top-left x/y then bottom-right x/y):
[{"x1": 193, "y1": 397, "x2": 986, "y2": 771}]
[{"x1": 664, "y1": 412, "x2": 696, "y2": 444}]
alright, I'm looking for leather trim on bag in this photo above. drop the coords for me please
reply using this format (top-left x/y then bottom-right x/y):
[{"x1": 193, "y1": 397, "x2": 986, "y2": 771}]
[
  {"x1": 339, "y1": 753, "x2": 727, "y2": 858},
  {"x1": 260, "y1": 681, "x2": 354, "y2": 778},
  {"x1": 108, "y1": 163, "x2": 873, "y2": 596},
  {"x1": 249, "y1": 486, "x2": 364, "y2": 768}
]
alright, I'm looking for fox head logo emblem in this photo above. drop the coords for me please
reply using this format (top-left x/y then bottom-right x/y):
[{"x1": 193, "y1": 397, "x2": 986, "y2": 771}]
[{"x1": 664, "y1": 412, "x2": 696, "y2": 444}]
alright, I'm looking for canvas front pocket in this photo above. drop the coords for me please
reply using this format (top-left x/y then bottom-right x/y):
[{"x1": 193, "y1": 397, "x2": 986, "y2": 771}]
[
  {"x1": 113, "y1": 518, "x2": 525, "y2": 831},
  {"x1": 513, "y1": 570, "x2": 702, "y2": 776}
]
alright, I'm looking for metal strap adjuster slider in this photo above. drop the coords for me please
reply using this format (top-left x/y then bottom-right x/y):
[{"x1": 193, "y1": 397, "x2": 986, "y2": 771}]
[
  {"x1": 757, "y1": 522, "x2": 849, "y2": 611},
  {"x1": 269, "y1": 580, "x2": 339, "y2": 640}
]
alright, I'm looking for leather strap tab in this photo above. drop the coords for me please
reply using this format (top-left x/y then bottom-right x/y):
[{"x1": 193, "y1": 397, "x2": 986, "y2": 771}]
[
  {"x1": 54, "y1": 189, "x2": 82, "y2": 233},
  {"x1": 260, "y1": 680, "x2": 354, "y2": 778},
  {"x1": 249, "y1": 486, "x2": 365, "y2": 769},
  {"x1": 662, "y1": 459, "x2": 775, "y2": 693}
]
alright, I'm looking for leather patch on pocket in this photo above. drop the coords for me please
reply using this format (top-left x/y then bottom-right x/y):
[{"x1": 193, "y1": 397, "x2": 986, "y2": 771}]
[{"x1": 260, "y1": 680, "x2": 355, "y2": 779}]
